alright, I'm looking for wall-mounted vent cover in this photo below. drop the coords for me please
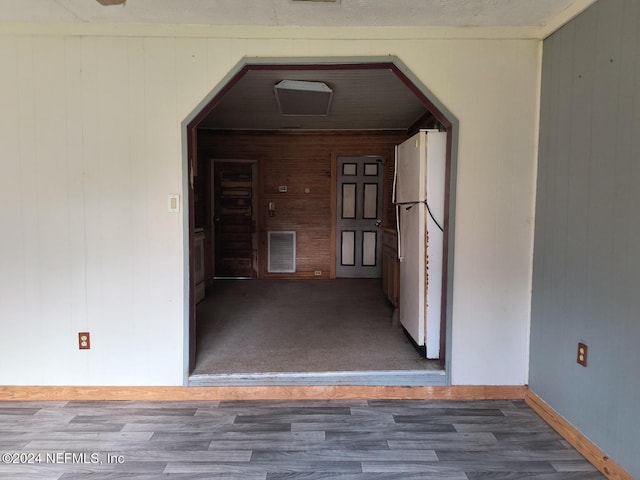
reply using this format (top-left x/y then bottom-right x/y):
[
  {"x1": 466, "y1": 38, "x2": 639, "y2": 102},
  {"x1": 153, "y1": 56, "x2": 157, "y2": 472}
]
[{"x1": 268, "y1": 231, "x2": 296, "y2": 273}]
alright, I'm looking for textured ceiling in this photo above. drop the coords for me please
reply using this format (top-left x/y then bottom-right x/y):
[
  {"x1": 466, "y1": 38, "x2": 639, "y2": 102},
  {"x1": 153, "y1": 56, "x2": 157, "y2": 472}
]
[
  {"x1": 0, "y1": 0, "x2": 589, "y2": 28},
  {"x1": 0, "y1": 0, "x2": 595, "y2": 132}
]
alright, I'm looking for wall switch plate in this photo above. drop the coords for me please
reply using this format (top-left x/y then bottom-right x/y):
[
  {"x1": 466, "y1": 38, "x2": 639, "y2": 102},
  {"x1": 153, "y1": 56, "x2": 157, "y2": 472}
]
[
  {"x1": 577, "y1": 342, "x2": 587, "y2": 367},
  {"x1": 78, "y1": 332, "x2": 91, "y2": 350},
  {"x1": 168, "y1": 194, "x2": 180, "y2": 213}
]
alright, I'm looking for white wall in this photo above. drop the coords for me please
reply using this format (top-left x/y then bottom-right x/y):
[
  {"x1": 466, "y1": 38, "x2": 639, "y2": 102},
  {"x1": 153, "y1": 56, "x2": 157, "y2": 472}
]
[{"x1": 0, "y1": 27, "x2": 540, "y2": 386}]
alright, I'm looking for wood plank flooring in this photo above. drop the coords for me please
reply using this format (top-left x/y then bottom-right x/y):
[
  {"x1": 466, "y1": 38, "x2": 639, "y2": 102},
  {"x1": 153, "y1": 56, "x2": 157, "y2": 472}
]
[{"x1": 0, "y1": 399, "x2": 603, "y2": 479}]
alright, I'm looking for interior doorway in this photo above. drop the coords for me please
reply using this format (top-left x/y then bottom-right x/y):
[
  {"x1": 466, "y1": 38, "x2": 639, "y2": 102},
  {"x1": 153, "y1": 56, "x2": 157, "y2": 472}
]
[
  {"x1": 183, "y1": 57, "x2": 458, "y2": 384},
  {"x1": 213, "y1": 160, "x2": 258, "y2": 278}
]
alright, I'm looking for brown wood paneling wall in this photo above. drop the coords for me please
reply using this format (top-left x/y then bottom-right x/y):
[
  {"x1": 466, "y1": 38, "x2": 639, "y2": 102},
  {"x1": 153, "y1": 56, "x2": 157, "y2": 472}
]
[{"x1": 198, "y1": 130, "x2": 408, "y2": 279}]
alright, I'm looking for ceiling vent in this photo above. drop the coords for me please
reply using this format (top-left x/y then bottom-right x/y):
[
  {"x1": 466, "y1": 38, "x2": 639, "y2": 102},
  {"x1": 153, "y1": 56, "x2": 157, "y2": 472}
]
[
  {"x1": 274, "y1": 80, "x2": 333, "y2": 116},
  {"x1": 96, "y1": 0, "x2": 126, "y2": 5}
]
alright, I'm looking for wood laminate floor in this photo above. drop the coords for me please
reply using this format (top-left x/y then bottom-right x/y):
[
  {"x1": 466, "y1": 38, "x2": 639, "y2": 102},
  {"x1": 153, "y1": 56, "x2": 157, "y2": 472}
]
[{"x1": 0, "y1": 399, "x2": 603, "y2": 479}]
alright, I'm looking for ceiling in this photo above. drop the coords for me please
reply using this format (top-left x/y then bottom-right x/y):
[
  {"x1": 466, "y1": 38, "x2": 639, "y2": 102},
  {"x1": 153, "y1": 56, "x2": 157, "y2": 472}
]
[
  {"x1": 200, "y1": 67, "x2": 434, "y2": 132},
  {"x1": 1, "y1": 0, "x2": 593, "y2": 29},
  {"x1": 0, "y1": 0, "x2": 595, "y2": 132}
]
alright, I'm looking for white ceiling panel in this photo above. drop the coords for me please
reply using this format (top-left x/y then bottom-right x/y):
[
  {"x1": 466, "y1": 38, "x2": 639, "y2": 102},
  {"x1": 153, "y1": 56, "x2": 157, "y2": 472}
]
[
  {"x1": 0, "y1": 0, "x2": 597, "y2": 132},
  {"x1": 0, "y1": 0, "x2": 595, "y2": 28}
]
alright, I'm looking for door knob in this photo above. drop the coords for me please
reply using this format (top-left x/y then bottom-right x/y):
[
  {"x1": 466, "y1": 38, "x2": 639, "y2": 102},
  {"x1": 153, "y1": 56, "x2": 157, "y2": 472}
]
[{"x1": 375, "y1": 219, "x2": 382, "y2": 228}]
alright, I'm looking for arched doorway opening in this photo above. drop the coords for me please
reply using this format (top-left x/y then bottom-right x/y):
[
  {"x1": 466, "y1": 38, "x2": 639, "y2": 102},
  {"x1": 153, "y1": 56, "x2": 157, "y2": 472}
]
[{"x1": 182, "y1": 57, "x2": 458, "y2": 386}]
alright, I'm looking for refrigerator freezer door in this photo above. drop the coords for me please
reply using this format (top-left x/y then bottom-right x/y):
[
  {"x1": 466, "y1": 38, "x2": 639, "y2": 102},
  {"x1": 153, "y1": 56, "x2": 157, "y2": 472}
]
[
  {"x1": 394, "y1": 130, "x2": 446, "y2": 355},
  {"x1": 396, "y1": 131, "x2": 427, "y2": 346}
]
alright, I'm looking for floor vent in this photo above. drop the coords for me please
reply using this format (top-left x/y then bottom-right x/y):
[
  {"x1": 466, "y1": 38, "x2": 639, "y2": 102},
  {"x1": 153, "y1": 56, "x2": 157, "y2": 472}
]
[{"x1": 268, "y1": 231, "x2": 296, "y2": 273}]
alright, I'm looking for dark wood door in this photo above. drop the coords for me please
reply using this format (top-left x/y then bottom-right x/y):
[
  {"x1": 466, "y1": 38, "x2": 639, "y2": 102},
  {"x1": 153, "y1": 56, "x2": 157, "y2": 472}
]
[{"x1": 214, "y1": 162, "x2": 256, "y2": 277}]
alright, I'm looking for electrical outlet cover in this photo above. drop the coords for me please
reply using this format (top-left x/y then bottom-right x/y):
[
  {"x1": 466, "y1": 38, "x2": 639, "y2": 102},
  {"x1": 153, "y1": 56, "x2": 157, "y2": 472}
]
[
  {"x1": 577, "y1": 342, "x2": 587, "y2": 367},
  {"x1": 78, "y1": 332, "x2": 91, "y2": 350}
]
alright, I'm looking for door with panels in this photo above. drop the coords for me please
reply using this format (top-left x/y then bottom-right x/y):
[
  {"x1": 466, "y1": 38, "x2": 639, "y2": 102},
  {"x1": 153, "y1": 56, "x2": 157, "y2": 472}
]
[
  {"x1": 213, "y1": 161, "x2": 257, "y2": 278},
  {"x1": 335, "y1": 156, "x2": 384, "y2": 278}
]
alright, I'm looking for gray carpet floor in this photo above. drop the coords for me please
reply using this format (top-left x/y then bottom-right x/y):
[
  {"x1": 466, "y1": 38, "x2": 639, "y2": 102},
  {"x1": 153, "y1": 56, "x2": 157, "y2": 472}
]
[{"x1": 193, "y1": 279, "x2": 439, "y2": 375}]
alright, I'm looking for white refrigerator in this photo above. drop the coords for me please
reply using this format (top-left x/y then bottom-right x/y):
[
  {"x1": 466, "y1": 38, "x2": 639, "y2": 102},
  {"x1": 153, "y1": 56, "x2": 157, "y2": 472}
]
[{"x1": 394, "y1": 130, "x2": 446, "y2": 359}]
